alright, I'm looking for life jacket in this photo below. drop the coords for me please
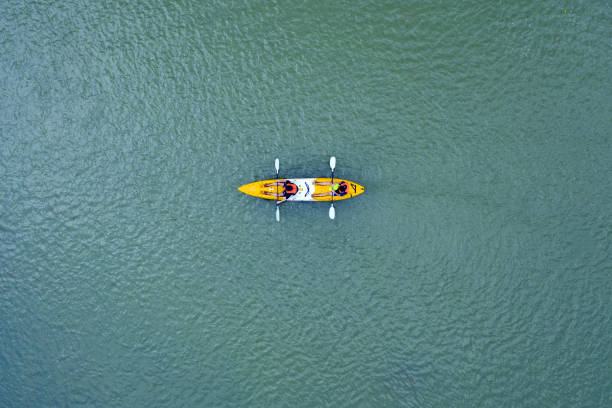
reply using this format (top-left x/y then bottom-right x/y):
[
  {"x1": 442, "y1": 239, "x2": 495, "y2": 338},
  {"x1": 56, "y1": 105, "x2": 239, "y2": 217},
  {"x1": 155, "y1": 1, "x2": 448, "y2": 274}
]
[
  {"x1": 284, "y1": 182, "x2": 298, "y2": 195},
  {"x1": 330, "y1": 181, "x2": 348, "y2": 195}
]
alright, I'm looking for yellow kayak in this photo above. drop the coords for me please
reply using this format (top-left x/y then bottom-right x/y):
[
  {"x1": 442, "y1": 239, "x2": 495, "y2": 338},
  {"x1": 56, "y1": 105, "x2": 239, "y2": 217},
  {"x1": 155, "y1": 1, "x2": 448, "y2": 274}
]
[{"x1": 238, "y1": 178, "x2": 365, "y2": 202}]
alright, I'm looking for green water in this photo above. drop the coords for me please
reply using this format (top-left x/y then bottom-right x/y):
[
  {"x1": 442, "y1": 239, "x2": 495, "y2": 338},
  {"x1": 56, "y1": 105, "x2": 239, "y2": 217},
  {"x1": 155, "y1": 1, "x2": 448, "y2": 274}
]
[{"x1": 1, "y1": 1, "x2": 611, "y2": 406}]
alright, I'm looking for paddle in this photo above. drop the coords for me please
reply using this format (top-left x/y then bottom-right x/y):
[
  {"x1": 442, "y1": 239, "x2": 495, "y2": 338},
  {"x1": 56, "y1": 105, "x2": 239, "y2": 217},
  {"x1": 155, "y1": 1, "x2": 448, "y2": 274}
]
[
  {"x1": 329, "y1": 156, "x2": 336, "y2": 220},
  {"x1": 275, "y1": 158, "x2": 280, "y2": 222}
]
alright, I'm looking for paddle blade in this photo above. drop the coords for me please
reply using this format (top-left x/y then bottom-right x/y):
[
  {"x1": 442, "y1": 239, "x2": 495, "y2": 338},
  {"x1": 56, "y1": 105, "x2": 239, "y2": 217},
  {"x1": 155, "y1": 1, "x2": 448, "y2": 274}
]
[
  {"x1": 275, "y1": 158, "x2": 279, "y2": 173},
  {"x1": 329, "y1": 204, "x2": 335, "y2": 220},
  {"x1": 276, "y1": 206, "x2": 280, "y2": 222},
  {"x1": 329, "y1": 156, "x2": 336, "y2": 170}
]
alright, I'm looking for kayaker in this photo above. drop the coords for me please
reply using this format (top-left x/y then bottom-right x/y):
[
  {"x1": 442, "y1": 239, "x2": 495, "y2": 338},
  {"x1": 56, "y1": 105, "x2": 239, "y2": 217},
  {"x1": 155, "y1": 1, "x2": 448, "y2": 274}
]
[
  {"x1": 263, "y1": 179, "x2": 298, "y2": 203},
  {"x1": 312, "y1": 180, "x2": 349, "y2": 198}
]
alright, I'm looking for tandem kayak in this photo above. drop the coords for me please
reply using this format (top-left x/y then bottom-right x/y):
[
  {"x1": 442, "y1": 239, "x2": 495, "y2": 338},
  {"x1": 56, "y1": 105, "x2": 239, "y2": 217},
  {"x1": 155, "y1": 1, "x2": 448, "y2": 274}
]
[
  {"x1": 238, "y1": 157, "x2": 363, "y2": 221},
  {"x1": 237, "y1": 178, "x2": 365, "y2": 202}
]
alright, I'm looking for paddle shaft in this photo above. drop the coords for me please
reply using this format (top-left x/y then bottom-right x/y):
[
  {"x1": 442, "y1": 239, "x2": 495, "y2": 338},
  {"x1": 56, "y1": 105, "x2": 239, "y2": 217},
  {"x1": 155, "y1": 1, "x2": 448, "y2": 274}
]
[
  {"x1": 330, "y1": 170, "x2": 335, "y2": 204},
  {"x1": 275, "y1": 158, "x2": 280, "y2": 221},
  {"x1": 329, "y1": 156, "x2": 336, "y2": 219}
]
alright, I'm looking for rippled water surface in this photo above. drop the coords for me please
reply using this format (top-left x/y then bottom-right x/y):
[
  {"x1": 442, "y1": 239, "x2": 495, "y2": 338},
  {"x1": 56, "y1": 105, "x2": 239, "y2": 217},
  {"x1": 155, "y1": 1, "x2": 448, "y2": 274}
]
[{"x1": 1, "y1": 1, "x2": 611, "y2": 407}]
